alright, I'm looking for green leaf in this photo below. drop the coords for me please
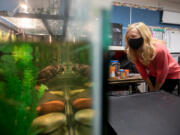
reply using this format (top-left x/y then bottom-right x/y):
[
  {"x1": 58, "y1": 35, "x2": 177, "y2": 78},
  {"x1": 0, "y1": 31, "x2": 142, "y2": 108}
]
[{"x1": 38, "y1": 84, "x2": 47, "y2": 99}]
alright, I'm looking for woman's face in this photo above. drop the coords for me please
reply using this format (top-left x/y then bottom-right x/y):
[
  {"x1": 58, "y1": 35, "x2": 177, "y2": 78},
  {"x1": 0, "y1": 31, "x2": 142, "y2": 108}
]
[{"x1": 126, "y1": 28, "x2": 144, "y2": 50}]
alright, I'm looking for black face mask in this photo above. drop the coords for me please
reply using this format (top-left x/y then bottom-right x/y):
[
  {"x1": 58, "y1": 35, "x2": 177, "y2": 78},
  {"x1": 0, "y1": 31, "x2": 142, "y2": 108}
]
[{"x1": 128, "y1": 37, "x2": 144, "y2": 50}]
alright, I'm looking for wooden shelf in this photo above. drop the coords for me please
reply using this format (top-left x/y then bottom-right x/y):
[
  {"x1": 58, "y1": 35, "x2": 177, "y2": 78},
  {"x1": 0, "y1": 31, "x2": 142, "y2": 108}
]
[
  {"x1": 108, "y1": 75, "x2": 144, "y2": 84},
  {"x1": 109, "y1": 46, "x2": 125, "y2": 51}
]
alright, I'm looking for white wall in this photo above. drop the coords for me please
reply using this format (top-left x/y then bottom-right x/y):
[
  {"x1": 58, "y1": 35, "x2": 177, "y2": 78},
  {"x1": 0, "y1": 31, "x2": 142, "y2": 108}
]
[{"x1": 113, "y1": 0, "x2": 180, "y2": 12}]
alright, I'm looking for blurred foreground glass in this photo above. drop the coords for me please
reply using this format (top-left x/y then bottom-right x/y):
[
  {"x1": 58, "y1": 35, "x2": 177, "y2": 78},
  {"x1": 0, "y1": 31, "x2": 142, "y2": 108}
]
[{"x1": 0, "y1": 0, "x2": 111, "y2": 135}]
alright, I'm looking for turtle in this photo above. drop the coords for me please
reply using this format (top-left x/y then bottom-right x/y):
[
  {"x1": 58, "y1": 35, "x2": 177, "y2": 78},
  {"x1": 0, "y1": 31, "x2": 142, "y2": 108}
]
[
  {"x1": 79, "y1": 64, "x2": 90, "y2": 77},
  {"x1": 37, "y1": 64, "x2": 64, "y2": 84},
  {"x1": 72, "y1": 64, "x2": 91, "y2": 79}
]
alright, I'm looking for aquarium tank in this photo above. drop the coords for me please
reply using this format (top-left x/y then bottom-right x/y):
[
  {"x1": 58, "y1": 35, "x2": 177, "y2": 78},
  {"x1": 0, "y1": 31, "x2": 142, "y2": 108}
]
[{"x1": 0, "y1": 0, "x2": 111, "y2": 135}]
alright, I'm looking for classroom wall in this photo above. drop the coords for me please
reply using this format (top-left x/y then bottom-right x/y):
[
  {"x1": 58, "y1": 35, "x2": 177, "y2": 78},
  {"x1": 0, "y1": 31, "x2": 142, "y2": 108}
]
[{"x1": 111, "y1": 5, "x2": 180, "y2": 46}]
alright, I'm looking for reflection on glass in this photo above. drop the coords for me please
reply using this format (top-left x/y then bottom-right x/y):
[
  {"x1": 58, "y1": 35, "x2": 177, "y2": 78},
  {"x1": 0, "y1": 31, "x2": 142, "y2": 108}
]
[
  {"x1": 2, "y1": 17, "x2": 48, "y2": 35},
  {"x1": 0, "y1": 0, "x2": 111, "y2": 134}
]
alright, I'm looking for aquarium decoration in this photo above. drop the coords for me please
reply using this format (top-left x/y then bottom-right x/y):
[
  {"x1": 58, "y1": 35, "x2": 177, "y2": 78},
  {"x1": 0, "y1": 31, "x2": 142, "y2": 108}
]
[{"x1": 0, "y1": 42, "x2": 45, "y2": 135}]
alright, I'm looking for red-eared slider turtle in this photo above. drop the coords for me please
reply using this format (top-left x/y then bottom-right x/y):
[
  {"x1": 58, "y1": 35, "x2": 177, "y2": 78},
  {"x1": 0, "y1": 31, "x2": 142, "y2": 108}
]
[
  {"x1": 72, "y1": 64, "x2": 90, "y2": 79},
  {"x1": 37, "y1": 64, "x2": 64, "y2": 84}
]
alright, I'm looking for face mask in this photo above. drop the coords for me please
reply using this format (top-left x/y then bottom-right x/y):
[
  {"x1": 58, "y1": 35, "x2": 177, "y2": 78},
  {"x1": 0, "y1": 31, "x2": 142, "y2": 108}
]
[{"x1": 128, "y1": 37, "x2": 144, "y2": 50}]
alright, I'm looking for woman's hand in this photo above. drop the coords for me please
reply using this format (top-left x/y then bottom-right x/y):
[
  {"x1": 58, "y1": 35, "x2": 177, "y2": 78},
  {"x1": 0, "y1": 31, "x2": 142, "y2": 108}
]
[
  {"x1": 149, "y1": 82, "x2": 162, "y2": 91},
  {"x1": 145, "y1": 77, "x2": 157, "y2": 91},
  {"x1": 149, "y1": 86, "x2": 157, "y2": 91}
]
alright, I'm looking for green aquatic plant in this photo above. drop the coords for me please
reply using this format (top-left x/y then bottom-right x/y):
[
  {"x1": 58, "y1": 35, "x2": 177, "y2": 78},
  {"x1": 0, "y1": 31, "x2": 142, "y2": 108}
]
[
  {"x1": 0, "y1": 42, "x2": 45, "y2": 135},
  {"x1": 69, "y1": 42, "x2": 91, "y2": 65}
]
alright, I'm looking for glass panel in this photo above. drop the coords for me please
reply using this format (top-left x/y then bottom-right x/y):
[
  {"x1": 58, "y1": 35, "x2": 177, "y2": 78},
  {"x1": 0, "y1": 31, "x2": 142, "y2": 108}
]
[{"x1": 0, "y1": 0, "x2": 111, "y2": 135}]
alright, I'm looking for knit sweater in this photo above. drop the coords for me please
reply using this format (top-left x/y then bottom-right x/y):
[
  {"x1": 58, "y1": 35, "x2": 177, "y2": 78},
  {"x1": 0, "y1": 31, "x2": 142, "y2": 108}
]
[{"x1": 135, "y1": 43, "x2": 180, "y2": 84}]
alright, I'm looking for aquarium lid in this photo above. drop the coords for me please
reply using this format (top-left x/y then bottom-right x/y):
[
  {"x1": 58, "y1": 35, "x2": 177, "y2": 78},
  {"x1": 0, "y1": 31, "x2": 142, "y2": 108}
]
[{"x1": 0, "y1": 15, "x2": 64, "y2": 36}]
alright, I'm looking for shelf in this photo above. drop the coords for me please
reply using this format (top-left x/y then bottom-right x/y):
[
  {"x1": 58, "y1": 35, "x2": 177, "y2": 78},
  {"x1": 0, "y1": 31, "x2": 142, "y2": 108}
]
[{"x1": 109, "y1": 46, "x2": 125, "y2": 51}]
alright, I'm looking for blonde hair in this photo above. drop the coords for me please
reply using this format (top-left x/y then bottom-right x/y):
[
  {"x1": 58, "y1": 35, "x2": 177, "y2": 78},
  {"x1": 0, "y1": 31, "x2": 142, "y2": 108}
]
[{"x1": 125, "y1": 22, "x2": 156, "y2": 65}]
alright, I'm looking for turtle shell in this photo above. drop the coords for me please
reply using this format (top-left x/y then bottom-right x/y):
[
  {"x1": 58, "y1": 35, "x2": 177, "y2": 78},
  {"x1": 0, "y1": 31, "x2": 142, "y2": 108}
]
[
  {"x1": 72, "y1": 64, "x2": 90, "y2": 78},
  {"x1": 37, "y1": 64, "x2": 64, "y2": 84},
  {"x1": 79, "y1": 64, "x2": 90, "y2": 77}
]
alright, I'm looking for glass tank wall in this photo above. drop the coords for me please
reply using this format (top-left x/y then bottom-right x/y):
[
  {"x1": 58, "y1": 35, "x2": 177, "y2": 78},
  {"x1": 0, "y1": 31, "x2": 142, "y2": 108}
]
[{"x1": 0, "y1": 0, "x2": 111, "y2": 135}]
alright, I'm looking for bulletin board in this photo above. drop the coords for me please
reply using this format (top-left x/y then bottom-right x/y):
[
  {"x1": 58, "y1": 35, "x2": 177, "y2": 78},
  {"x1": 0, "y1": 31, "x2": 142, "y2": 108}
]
[
  {"x1": 167, "y1": 30, "x2": 180, "y2": 53},
  {"x1": 150, "y1": 27, "x2": 164, "y2": 40},
  {"x1": 150, "y1": 27, "x2": 180, "y2": 53}
]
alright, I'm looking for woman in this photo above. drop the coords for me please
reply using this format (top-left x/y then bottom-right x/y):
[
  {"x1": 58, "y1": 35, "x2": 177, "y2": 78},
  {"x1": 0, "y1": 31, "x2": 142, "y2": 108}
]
[{"x1": 125, "y1": 22, "x2": 180, "y2": 93}]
